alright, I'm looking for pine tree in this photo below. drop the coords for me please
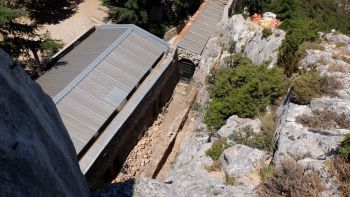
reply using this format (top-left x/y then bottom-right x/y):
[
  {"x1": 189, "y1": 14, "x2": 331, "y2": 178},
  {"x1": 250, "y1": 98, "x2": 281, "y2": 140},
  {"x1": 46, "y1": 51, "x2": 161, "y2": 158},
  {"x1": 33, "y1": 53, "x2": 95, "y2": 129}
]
[{"x1": 0, "y1": 0, "x2": 63, "y2": 75}]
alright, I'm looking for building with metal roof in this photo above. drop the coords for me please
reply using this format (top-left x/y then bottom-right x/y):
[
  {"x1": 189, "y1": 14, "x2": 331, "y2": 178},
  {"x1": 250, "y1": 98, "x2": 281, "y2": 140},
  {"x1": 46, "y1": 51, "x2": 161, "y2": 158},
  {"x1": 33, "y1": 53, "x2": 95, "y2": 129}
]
[
  {"x1": 178, "y1": 0, "x2": 227, "y2": 55},
  {"x1": 37, "y1": 24, "x2": 178, "y2": 189}
]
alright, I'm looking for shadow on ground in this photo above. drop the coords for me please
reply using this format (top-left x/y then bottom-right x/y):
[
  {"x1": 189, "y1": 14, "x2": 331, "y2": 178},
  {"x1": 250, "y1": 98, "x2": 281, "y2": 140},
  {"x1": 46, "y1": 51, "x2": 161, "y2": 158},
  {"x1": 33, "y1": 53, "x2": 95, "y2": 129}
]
[
  {"x1": 92, "y1": 179, "x2": 136, "y2": 197},
  {"x1": 30, "y1": 0, "x2": 83, "y2": 24}
]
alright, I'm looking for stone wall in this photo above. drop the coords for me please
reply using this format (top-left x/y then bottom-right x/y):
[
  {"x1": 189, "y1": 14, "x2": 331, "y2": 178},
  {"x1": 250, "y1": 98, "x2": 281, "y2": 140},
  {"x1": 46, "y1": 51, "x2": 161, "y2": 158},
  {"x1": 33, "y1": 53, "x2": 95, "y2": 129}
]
[{"x1": 85, "y1": 56, "x2": 179, "y2": 190}]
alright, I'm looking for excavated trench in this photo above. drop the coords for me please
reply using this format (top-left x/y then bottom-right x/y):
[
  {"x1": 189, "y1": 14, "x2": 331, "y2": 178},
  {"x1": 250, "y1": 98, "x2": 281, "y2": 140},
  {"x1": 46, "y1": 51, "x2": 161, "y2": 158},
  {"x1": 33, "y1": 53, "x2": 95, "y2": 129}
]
[{"x1": 113, "y1": 60, "x2": 197, "y2": 183}]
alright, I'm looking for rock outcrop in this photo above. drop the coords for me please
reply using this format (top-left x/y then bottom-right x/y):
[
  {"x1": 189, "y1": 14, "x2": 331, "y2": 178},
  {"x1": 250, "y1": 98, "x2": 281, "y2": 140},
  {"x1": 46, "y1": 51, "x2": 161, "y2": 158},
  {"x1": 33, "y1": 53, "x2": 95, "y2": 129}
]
[
  {"x1": 0, "y1": 49, "x2": 89, "y2": 196},
  {"x1": 217, "y1": 115, "x2": 261, "y2": 138},
  {"x1": 273, "y1": 32, "x2": 350, "y2": 196},
  {"x1": 214, "y1": 14, "x2": 285, "y2": 68},
  {"x1": 220, "y1": 145, "x2": 271, "y2": 187}
]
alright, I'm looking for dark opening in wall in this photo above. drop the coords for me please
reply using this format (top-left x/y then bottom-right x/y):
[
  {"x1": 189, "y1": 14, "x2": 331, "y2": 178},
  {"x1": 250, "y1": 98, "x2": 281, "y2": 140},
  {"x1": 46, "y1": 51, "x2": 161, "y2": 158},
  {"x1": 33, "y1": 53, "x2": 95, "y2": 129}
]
[{"x1": 178, "y1": 59, "x2": 196, "y2": 82}]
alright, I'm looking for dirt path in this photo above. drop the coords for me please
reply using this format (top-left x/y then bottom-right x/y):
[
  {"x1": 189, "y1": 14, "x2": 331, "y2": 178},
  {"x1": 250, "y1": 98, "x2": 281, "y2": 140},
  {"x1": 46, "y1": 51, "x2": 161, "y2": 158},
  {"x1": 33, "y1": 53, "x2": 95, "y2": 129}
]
[
  {"x1": 41, "y1": 0, "x2": 108, "y2": 44},
  {"x1": 113, "y1": 82, "x2": 195, "y2": 182}
]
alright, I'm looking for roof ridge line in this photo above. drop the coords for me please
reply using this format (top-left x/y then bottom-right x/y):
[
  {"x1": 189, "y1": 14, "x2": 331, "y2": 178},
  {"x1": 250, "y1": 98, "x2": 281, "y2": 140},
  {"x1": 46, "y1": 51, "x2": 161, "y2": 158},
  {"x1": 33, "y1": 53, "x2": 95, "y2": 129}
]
[{"x1": 52, "y1": 27, "x2": 134, "y2": 104}]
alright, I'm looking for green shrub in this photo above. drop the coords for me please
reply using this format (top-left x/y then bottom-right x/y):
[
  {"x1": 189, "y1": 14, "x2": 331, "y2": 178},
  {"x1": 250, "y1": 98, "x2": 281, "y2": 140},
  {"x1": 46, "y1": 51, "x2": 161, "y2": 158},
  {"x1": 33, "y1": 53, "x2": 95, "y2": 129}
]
[
  {"x1": 291, "y1": 71, "x2": 323, "y2": 104},
  {"x1": 225, "y1": 174, "x2": 236, "y2": 186},
  {"x1": 259, "y1": 164, "x2": 274, "y2": 181},
  {"x1": 224, "y1": 53, "x2": 252, "y2": 68},
  {"x1": 229, "y1": 126, "x2": 275, "y2": 152},
  {"x1": 262, "y1": 0, "x2": 350, "y2": 76},
  {"x1": 340, "y1": 134, "x2": 350, "y2": 161},
  {"x1": 205, "y1": 59, "x2": 284, "y2": 130},
  {"x1": 277, "y1": 19, "x2": 319, "y2": 76},
  {"x1": 228, "y1": 40, "x2": 237, "y2": 53},
  {"x1": 206, "y1": 138, "x2": 228, "y2": 161},
  {"x1": 291, "y1": 71, "x2": 342, "y2": 104},
  {"x1": 262, "y1": 28, "x2": 273, "y2": 39},
  {"x1": 295, "y1": 41, "x2": 325, "y2": 60}
]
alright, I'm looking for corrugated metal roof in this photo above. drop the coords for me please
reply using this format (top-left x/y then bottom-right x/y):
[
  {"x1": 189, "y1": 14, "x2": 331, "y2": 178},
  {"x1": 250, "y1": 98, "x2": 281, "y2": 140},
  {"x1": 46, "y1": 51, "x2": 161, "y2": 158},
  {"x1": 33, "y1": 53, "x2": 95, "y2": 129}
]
[
  {"x1": 37, "y1": 24, "x2": 170, "y2": 154},
  {"x1": 36, "y1": 27, "x2": 127, "y2": 97},
  {"x1": 178, "y1": 0, "x2": 226, "y2": 54},
  {"x1": 79, "y1": 47, "x2": 175, "y2": 174}
]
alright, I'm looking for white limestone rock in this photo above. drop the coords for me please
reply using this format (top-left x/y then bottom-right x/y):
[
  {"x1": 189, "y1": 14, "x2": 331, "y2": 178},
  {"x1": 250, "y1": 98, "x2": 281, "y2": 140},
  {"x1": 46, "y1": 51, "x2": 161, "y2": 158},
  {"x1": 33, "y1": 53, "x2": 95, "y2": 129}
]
[
  {"x1": 164, "y1": 135, "x2": 258, "y2": 197},
  {"x1": 0, "y1": 49, "x2": 89, "y2": 196},
  {"x1": 94, "y1": 178, "x2": 179, "y2": 197},
  {"x1": 217, "y1": 115, "x2": 261, "y2": 138},
  {"x1": 243, "y1": 28, "x2": 286, "y2": 68},
  {"x1": 273, "y1": 103, "x2": 343, "y2": 165},
  {"x1": 220, "y1": 145, "x2": 271, "y2": 187}
]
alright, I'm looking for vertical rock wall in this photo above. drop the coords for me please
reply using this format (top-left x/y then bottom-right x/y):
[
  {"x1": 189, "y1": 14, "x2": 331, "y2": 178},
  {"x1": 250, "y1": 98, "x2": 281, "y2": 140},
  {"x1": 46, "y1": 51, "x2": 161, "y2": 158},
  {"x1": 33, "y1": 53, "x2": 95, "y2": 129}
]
[{"x1": 0, "y1": 49, "x2": 89, "y2": 196}]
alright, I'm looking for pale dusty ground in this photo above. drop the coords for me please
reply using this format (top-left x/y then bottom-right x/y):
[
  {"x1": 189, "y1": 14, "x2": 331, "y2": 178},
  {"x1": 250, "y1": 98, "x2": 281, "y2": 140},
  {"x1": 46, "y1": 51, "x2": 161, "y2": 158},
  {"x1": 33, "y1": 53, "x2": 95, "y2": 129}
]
[
  {"x1": 113, "y1": 82, "x2": 194, "y2": 182},
  {"x1": 41, "y1": 0, "x2": 108, "y2": 44}
]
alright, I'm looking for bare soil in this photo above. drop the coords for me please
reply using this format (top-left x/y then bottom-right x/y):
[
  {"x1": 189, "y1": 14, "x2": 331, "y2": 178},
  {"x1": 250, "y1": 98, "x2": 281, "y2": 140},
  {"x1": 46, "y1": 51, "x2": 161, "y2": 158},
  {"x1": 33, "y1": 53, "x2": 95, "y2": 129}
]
[
  {"x1": 41, "y1": 0, "x2": 108, "y2": 44},
  {"x1": 113, "y1": 82, "x2": 196, "y2": 183}
]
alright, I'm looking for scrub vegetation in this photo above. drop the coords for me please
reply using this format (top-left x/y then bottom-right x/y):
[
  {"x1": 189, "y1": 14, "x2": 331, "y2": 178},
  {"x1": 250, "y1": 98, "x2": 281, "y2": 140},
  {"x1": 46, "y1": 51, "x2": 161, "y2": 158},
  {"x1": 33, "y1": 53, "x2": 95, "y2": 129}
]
[{"x1": 205, "y1": 55, "x2": 284, "y2": 131}]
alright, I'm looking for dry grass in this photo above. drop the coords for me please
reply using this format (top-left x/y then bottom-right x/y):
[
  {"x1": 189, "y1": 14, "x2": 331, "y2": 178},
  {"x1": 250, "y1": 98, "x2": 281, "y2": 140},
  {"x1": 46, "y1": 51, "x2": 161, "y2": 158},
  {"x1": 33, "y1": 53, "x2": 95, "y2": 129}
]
[
  {"x1": 259, "y1": 164, "x2": 274, "y2": 182},
  {"x1": 259, "y1": 112, "x2": 277, "y2": 133},
  {"x1": 326, "y1": 156, "x2": 350, "y2": 197},
  {"x1": 296, "y1": 110, "x2": 350, "y2": 130},
  {"x1": 336, "y1": 42, "x2": 347, "y2": 48},
  {"x1": 327, "y1": 64, "x2": 347, "y2": 73},
  {"x1": 333, "y1": 52, "x2": 350, "y2": 64},
  {"x1": 316, "y1": 57, "x2": 327, "y2": 65},
  {"x1": 258, "y1": 159, "x2": 324, "y2": 197},
  {"x1": 203, "y1": 160, "x2": 222, "y2": 173},
  {"x1": 322, "y1": 76, "x2": 343, "y2": 97}
]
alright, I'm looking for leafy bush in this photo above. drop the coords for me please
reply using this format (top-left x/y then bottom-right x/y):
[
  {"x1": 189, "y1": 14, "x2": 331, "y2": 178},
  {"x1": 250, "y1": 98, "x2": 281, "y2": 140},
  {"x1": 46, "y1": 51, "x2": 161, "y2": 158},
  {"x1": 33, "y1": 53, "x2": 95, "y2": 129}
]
[
  {"x1": 258, "y1": 159, "x2": 324, "y2": 197},
  {"x1": 262, "y1": 0, "x2": 350, "y2": 76},
  {"x1": 229, "y1": 126, "x2": 275, "y2": 152},
  {"x1": 277, "y1": 19, "x2": 319, "y2": 76},
  {"x1": 205, "y1": 60, "x2": 284, "y2": 130},
  {"x1": 205, "y1": 138, "x2": 228, "y2": 161},
  {"x1": 291, "y1": 71, "x2": 342, "y2": 104},
  {"x1": 340, "y1": 134, "x2": 350, "y2": 161},
  {"x1": 224, "y1": 53, "x2": 253, "y2": 68},
  {"x1": 295, "y1": 41, "x2": 325, "y2": 60},
  {"x1": 262, "y1": 28, "x2": 273, "y2": 39},
  {"x1": 291, "y1": 71, "x2": 323, "y2": 104}
]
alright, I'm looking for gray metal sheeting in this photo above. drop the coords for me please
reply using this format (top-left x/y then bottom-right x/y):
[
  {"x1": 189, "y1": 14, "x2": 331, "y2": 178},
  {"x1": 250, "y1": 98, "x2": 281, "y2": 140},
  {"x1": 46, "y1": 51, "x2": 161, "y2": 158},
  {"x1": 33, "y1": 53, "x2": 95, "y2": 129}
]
[
  {"x1": 79, "y1": 48, "x2": 175, "y2": 174},
  {"x1": 178, "y1": 0, "x2": 226, "y2": 54},
  {"x1": 36, "y1": 28, "x2": 127, "y2": 97},
  {"x1": 37, "y1": 25, "x2": 169, "y2": 154}
]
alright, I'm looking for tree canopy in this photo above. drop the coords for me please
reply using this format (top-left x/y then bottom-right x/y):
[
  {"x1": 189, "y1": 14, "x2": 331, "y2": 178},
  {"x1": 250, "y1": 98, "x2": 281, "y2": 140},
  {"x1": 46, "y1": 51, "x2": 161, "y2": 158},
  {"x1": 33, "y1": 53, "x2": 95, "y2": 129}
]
[
  {"x1": 102, "y1": 0, "x2": 203, "y2": 36},
  {"x1": 0, "y1": 0, "x2": 63, "y2": 76}
]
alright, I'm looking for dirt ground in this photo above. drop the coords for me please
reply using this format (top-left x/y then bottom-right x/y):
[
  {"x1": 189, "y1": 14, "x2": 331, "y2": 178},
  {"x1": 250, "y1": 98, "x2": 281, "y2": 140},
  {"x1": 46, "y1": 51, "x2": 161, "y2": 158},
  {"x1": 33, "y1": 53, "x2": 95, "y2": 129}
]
[
  {"x1": 113, "y1": 82, "x2": 196, "y2": 183},
  {"x1": 41, "y1": 0, "x2": 108, "y2": 44}
]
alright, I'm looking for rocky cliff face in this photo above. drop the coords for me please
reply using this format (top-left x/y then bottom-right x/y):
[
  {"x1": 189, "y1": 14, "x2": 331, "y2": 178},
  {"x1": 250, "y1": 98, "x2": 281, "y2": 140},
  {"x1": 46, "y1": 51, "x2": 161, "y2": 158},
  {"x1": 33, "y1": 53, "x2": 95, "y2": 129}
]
[
  {"x1": 273, "y1": 32, "x2": 350, "y2": 196},
  {"x1": 216, "y1": 14, "x2": 285, "y2": 68},
  {"x1": 0, "y1": 49, "x2": 89, "y2": 196}
]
